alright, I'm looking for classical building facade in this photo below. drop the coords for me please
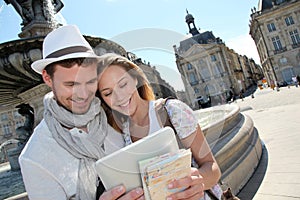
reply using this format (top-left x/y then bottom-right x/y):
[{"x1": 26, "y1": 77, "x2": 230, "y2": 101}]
[
  {"x1": 173, "y1": 11, "x2": 263, "y2": 108},
  {"x1": 249, "y1": 0, "x2": 300, "y2": 87}
]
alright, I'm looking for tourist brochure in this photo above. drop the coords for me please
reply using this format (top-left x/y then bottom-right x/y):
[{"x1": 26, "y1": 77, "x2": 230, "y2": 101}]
[{"x1": 139, "y1": 148, "x2": 192, "y2": 200}]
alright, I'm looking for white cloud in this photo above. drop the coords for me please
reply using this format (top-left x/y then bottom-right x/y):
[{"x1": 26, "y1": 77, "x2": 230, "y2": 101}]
[
  {"x1": 226, "y1": 34, "x2": 261, "y2": 65},
  {"x1": 0, "y1": 4, "x2": 3, "y2": 13}
]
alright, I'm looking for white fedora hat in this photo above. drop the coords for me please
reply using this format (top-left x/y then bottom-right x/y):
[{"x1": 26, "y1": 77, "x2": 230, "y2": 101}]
[{"x1": 31, "y1": 25, "x2": 100, "y2": 74}]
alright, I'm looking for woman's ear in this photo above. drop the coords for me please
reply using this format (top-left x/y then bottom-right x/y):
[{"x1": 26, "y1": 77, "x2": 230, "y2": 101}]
[{"x1": 42, "y1": 70, "x2": 52, "y2": 88}]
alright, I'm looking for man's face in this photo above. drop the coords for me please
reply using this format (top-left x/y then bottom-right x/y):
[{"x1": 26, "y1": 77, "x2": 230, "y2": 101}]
[{"x1": 43, "y1": 62, "x2": 98, "y2": 114}]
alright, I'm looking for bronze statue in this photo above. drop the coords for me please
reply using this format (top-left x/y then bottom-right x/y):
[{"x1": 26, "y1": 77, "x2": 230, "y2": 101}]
[
  {"x1": 15, "y1": 103, "x2": 34, "y2": 147},
  {"x1": 4, "y1": 0, "x2": 64, "y2": 26}
]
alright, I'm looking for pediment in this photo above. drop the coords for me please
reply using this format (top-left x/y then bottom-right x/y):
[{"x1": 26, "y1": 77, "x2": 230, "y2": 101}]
[{"x1": 179, "y1": 44, "x2": 215, "y2": 61}]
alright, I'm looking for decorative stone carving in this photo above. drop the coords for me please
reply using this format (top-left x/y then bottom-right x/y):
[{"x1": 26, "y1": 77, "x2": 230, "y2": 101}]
[{"x1": 4, "y1": 0, "x2": 64, "y2": 38}]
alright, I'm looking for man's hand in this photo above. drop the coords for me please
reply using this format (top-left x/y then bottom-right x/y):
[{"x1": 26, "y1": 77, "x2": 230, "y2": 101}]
[
  {"x1": 166, "y1": 168, "x2": 204, "y2": 200},
  {"x1": 99, "y1": 185, "x2": 144, "y2": 200}
]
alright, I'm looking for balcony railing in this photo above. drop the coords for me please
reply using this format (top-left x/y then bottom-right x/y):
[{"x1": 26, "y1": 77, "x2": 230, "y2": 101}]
[
  {"x1": 292, "y1": 43, "x2": 300, "y2": 49},
  {"x1": 190, "y1": 81, "x2": 199, "y2": 86},
  {"x1": 4, "y1": 132, "x2": 13, "y2": 138},
  {"x1": 274, "y1": 47, "x2": 287, "y2": 55}
]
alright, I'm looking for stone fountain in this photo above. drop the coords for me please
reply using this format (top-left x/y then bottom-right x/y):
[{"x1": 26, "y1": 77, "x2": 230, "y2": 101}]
[{"x1": 195, "y1": 104, "x2": 263, "y2": 195}]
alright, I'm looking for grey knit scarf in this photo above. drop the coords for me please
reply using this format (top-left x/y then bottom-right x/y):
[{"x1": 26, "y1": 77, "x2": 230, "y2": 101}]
[{"x1": 43, "y1": 92, "x2": 107, "y2": 200}]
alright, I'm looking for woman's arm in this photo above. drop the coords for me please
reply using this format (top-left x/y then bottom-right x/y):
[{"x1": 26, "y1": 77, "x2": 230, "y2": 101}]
[
  {"x1": 164, "y1": 99, "x2": 221, "y2": 199},
  {"x1": 182, "y1": 125, "x2": 221, "y2": 189},
  {"x1": 166, "y1": 126, "x2": 221, "y2": 200}
]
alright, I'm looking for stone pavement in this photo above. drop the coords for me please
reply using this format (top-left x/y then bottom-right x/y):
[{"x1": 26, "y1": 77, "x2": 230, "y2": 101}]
[{"x1": 235, "y1": 86, "x2": 300, "y2": 200}]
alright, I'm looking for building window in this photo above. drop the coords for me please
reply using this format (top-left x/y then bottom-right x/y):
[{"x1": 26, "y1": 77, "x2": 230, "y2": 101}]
[
  {"x1": 282, "y1": 68, "x2": 295, "y2": 83},
  {"x1": 1, "y1": 113, "x2": 8, "y2": 121},
  {"x1": 289, "y1": 29, "x2": 300, "y2": 45},
  {"x1": 187, "y1": 63, "x2": 193, "y2": 70},
  {"x1": 15, "y1": 120, "x2": 24, "y2": 129},
  {"x1": 210, "y1": 55, "x2": 217, "y2": 62},
  {"x1": 200, "y1": 67, "x2": 211, "y2": 81},
  {"x1": 2, "y1": 124, "x2": 12, "y2": 137},
  {"x1": 189, "y1": 72, "x2": 198, "y2": 86},
  {"x1": 267, "y1": 23, "x2": 276, "y2": 32},
  {"x1": 285, "y1": 16, "x2": 294, "y2": 26},
  {"x1": 213, "y1": 64, "x2": 221, "y2": 77},
  {"x1": 272, "y1": 36, "x2": 283, "y2": 51},
  {"x1": 279, "y1": 57, "x2": 287, "y2": 64}
]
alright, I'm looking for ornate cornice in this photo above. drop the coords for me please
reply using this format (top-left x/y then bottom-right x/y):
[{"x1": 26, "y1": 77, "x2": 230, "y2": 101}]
[{"x1": 17, "y1": 84, "x2": 51, "y2": 103}]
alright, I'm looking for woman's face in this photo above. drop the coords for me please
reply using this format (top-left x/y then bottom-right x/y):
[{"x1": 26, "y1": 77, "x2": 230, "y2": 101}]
[{"x1": 98, "y1": 64, "x2": 139, "y2": 116}]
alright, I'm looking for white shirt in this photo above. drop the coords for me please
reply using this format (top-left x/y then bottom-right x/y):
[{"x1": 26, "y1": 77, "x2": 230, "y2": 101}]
[{"x1": 19, "y1": 119, "x2": 124, "y2": 200}]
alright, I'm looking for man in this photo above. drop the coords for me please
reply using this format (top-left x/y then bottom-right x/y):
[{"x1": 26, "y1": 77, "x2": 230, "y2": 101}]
[{"x1": 19, "y1": 25, "x2": 144, "y2": 200}]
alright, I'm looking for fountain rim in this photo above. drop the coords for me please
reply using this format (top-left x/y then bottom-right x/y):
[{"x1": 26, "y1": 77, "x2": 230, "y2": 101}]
[{"x1": 195, "y1": 104, "x2": 240, "y2": 131}]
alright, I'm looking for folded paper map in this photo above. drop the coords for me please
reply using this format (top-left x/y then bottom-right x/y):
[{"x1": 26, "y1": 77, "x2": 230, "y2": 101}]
[{"x1": 139, "y1": 148, "x2": 192, "y2": 200}]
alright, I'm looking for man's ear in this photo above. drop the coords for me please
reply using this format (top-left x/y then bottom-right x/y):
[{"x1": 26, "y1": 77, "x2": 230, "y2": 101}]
[{"x1": 42, "y1": 70, "x2": 52, "y2": 88}]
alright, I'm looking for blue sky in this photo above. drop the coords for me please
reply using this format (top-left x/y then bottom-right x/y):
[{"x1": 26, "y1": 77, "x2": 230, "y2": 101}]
[{"x1": 0, "y1": 0, "x2": 260, "y2": 90}]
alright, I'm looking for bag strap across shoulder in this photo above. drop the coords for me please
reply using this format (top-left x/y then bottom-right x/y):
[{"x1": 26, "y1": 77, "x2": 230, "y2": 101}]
[
  {"x1": 154, "y1": 97, "x2": 176, "y2": 133},
  {"x1": 154, "y1": 97, "x2": 187, "y2": 149}
]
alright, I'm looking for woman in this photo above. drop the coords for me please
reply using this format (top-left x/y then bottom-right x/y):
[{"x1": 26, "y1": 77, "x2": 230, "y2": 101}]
[{"x1": 97, "y1": 53, "x2": 222, "y2": 200}]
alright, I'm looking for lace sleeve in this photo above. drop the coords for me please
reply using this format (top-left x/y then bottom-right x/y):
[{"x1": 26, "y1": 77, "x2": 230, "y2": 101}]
[{"x1": 165, "y1": 99, "x2": 198, "y2": 139}]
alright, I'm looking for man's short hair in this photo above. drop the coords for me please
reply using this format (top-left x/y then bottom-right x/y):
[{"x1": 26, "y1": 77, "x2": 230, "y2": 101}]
[{"x1": 44, "y1": 57, "x2": 98, "y2": 78}]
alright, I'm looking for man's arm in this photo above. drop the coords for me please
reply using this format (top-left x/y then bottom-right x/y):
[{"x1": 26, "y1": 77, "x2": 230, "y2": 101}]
[{"x1": 19, "y1": 158, "x2": 68, "y2": 199}]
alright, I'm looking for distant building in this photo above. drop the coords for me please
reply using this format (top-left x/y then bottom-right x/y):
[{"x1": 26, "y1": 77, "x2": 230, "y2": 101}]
[
  {"x1": 174, "y1": 10, "x2": 262, "y2": 109},
  {"x1": 0, "y1": 109, "x2": 25, "y2": 163},
  {"x1": 0, "y1": 109, "x2": 24, "y2": 141},
  {"x1": 175, "y1": 90, "x2": 189, "y2": 105},
  {"x1": 127, "y1": 52, "x2": 177, "y2": 99},
  {"x1": 249, "y1": 0, "x2": 300, "y2": 87}
]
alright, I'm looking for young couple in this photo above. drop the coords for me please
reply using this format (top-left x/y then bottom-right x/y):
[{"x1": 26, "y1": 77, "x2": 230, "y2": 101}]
[{"x1": 19, "y1": 25, "x2": 221, "y2": 200}]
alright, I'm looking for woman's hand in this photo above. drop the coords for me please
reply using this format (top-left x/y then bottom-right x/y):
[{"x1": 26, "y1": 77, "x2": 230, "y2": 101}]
[
  {"x1": 166, "y1": 168, "x2": 204, "y2": 200},
  {"x1": 99, "y1": 185, "x2": 144, "y2": 200}
]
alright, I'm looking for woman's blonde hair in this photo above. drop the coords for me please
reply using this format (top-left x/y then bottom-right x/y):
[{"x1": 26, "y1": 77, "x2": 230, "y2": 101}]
[{"x1": 97, "y1": 53, "x2": 155, "y2": 132}]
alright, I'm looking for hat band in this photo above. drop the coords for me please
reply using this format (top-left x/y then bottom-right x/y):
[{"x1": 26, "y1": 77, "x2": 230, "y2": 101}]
[{"x1": 45, "y1": 46, "x2": 93, "y2": 59}]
